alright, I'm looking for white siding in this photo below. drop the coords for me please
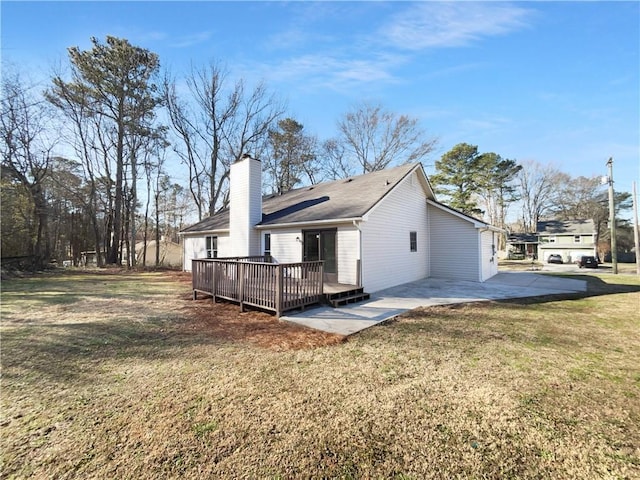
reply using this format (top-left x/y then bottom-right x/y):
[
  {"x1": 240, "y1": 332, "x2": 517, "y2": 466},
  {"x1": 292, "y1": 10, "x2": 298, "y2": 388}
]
[
  {"x1": 337, "y1": 225, "x2": 359, "y2": 285},
  {"x1": 270, "y1": 228, "x2": 303, "y2": 263},
  {"x1": 268, "y1": 224, "x2": 359, "y2": 285},
  {"x1": 480, "y1": 230, "x2": 498, "y2": 281},
  {"x1": 429, "y1": 205, "x2": 480, "y2": 282},
  {"x1": 182, "y1": 235, "x2": 200, "y2": 271},
  {"x1": 181, "y1": 233, "x2": 231, "y2": 271},
  {"x1": 360, "y1": 171, "x2": 429, "y2": 292}
]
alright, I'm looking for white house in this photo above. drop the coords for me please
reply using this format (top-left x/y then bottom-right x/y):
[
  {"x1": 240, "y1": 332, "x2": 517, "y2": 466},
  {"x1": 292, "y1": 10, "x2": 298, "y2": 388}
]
[{"x1": 180, "y1": 155, "x2": 501, "y2": 294}]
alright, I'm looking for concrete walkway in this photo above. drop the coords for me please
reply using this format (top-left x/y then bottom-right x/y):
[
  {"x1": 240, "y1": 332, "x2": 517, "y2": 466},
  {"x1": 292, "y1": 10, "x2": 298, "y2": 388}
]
[{"x1": 281, "y1": 272, "x2": 587, "y2": 336}]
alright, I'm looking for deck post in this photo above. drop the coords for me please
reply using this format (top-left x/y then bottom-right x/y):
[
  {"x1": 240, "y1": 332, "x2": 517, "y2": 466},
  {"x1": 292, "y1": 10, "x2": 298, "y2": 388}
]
[
  {"x1": 275, "y1": 264, "x2": 283, "y2": 317},
  {"x1": 192, "y1": 260, "x2": 197, "y2": 299},
  {"x1": 238, "y1": 261, "x2": 246, "y2": 312},
  {"x1": 212, "y1": 260, "x2": 218, "y2": 303}
]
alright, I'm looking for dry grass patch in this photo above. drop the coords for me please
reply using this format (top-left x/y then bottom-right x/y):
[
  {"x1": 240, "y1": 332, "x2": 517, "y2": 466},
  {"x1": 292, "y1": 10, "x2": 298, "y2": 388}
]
[{"x1": 1, "y1": 270, "x2": 639, "y2": 478}]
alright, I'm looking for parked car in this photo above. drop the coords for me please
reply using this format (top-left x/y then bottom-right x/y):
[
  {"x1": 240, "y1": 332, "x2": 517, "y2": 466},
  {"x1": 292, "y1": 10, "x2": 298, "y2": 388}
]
[
  {"x1": 577, "y1": 255, "x2": 598, "y2": 269},
  {"x1": 547, "y1": 254, "x2": 563, "y2": 264}
]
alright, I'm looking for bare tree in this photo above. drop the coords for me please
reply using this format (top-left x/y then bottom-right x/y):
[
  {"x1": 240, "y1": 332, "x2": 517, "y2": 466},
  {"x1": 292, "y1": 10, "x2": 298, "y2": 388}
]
[
  {"x1": 47, "y1": 66, "x2": 114, "y2": 266},
  {"x1": 336, "y1": 101, "x2": 437, "y2": 175},
  {"x1": 164, "y1": 62, "x2": 284, "y2": 218},
  {"x1": 320, "y1": 138, "x2": 351, "y2": 180},
  {"x1": 517, "y1": 160, "x2": 565, "y2": 232},
  {"x1": 0, "y1": 67, "x2": 56, "y2": 267},
  {"x1": 264, "y1": 117, "x2": 319, "y2": 193}
]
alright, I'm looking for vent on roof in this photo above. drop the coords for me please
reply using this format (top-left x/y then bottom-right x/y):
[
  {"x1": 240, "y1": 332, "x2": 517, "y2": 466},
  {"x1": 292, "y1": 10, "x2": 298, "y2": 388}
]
[
  {"x1": 308, "y1": 186, "x2": 314, "y2": 190},
  {"x1": 385, "y1": 180, "x2": 390, "y2": 186},
  {"x1": 344, "y1": 178, "x2": 353, "y2": 183}
]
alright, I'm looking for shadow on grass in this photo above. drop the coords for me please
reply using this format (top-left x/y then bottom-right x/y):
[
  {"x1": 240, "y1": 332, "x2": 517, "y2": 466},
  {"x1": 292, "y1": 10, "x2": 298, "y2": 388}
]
[
  {"x1": 1, "y1": 316, "x2": 226, "y2": 385},
  {"x1": 1, "y1": 272, "x2": 187, "y2": 308},
  {"x1": 497, "y1": 273, "x2": 640, "y2": 306}
]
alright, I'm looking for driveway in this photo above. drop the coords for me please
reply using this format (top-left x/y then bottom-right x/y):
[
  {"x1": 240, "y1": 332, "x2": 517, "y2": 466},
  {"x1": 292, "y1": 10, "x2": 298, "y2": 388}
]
[{"x1": 281, "y1": 272, "x2": 587, "y2": 336}]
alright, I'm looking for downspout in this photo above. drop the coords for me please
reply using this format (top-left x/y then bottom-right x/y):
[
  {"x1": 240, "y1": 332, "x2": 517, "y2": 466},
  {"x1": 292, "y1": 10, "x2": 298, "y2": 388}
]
[{"x1": 353, "y1": 220, "x2": 363, "y2": 287}]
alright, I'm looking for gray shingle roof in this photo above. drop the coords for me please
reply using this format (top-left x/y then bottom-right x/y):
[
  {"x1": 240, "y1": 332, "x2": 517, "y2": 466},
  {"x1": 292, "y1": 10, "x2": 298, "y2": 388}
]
[
  {"x1": 181, "y1": 163, "x2": 431, "y2": 233},
  {"x1": 537, "y1": 219, "x2": 596, "y2": 235},
  {"x1": 507, "y1": 233, "x2": 538, "y2": 244}
]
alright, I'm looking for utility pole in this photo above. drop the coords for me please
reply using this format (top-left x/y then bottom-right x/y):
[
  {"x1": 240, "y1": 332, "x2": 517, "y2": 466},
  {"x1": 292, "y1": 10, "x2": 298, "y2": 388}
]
[
  {"x1": 633, "y1": 181, "x2": 640, "y2": 275},
  {"x1": 606, "y1": 157, "x2": 618, "y2": 274}
]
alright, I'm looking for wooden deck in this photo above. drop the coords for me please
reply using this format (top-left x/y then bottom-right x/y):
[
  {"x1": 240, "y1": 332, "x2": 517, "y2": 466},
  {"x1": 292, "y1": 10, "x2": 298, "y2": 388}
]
[
  {"x1": 323, "y1": 283, "x2": 361, "y2": 295},
  {"x1": 192, "y1": 257, "x2": 324, "y2": 316}
]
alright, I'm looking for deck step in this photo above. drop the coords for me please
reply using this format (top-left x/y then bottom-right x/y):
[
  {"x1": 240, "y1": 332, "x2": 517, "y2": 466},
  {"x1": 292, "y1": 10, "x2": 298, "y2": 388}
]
[
  {"x1": 325, "y1": 287, "x2": 363, "y2": 299},
  {"x1": 328, "y1": 292, "x2": 371, "y2": 308}
]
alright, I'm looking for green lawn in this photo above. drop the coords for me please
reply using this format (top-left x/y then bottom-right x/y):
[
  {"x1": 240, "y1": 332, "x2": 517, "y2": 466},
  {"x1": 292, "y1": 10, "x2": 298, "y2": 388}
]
[{"x1": 1, "y1": 270, "x2": 639, "y2": 478}]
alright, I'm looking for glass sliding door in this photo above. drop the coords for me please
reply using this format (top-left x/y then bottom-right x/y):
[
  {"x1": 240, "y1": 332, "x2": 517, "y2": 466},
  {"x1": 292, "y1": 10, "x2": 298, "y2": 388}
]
[{"x1": 303, "y1": 229, "x2": 337, "y2": 283}]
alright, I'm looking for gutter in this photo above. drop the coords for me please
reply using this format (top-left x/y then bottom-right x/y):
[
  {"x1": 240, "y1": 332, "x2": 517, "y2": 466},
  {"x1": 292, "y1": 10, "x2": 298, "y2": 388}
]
[
  {"x1": 255, "y1": 217, "x2": 363, "y2": 230},
  {"x1": 479, "y1": 225, "x2": 506, "y2": 234},
  {"x1": 179, "y1": 229, "x2": 230, "y2": 236}
]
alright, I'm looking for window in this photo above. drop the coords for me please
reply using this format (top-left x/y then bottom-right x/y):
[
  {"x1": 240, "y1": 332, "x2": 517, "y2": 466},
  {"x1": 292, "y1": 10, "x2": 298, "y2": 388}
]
[
  {"x1": 574, "y1": 235, "x2": 581, "y2": 243},
  {"x1": 263, "y1": 233, "x2": 271, "y2": 259},
  {"x1": 205, "y1": 235, "x2": 217, "y2": 258},
  {"x1": 410, "y1": 231, "x2": 417, "y2": 252}
]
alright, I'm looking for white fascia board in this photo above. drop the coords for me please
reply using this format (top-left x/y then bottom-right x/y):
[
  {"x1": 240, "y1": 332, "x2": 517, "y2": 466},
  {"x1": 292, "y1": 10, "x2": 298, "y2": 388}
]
[
  {"x1": 426, "y1": 199, "x2": 504, "y2": 232},
  {"x1": 179, "y1": 229, "x2": 230, "y2": 236},
  {"x1": 480, "y1": 225, "x2": 507, "y2": 233},
  {"x1": 255, "y1": 217, "x2": 362, "y2": 230},
  {"x1": 362, "y1": 164, "x2": 432, "y2": 221}
]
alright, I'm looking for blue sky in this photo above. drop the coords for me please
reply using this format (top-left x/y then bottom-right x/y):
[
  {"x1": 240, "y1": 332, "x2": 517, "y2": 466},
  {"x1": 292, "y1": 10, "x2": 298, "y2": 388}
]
[{"x1": 2, "y1": 1, "x2": 639, "y2": 198}]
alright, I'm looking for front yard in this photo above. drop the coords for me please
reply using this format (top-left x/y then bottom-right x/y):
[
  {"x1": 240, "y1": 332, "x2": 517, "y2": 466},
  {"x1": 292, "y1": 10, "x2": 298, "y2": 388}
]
[{"x1": 1, "y1": 270, "x2": 639, "y2": 478}]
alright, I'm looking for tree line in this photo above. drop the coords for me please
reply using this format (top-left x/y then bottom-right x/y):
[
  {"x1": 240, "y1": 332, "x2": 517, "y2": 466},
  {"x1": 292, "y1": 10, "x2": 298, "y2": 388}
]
[{"x1": 1, "y1": 36, "x2": 632, "y2": 269}]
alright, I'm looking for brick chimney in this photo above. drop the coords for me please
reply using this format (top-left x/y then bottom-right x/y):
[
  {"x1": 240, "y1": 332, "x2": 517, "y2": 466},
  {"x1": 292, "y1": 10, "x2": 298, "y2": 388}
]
[{"x1": 229, "y1": 153, "x2": 262, "y2": 257}]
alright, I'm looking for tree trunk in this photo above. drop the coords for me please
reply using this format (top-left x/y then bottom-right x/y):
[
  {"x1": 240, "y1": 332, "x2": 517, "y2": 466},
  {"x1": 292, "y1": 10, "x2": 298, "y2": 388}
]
[
  {"x1": 155, "y1": 192, "x2": 161, "y2": 266},
  {"x1": 108, "y1": 106, "x2": 125, "y2": 265},
  {"x1": 32, "y1": 185, "x2": 50, "y2": 269},
  {"x1": 130, "y1": 151, "x2": 137, "y2": 268}
]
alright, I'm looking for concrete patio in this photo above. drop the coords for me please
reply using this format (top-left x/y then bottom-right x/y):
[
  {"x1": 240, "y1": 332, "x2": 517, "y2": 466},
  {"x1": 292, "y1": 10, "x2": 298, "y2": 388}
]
[{"x1": 281, "y1": 272, "x2": 588, "y2": 335}]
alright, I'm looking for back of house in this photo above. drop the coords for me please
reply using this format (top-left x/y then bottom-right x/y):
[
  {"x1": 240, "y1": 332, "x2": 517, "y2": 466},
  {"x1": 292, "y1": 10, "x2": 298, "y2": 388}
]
[{"x1": 180, "y1": 156, "x2": 501, "y2": 293}]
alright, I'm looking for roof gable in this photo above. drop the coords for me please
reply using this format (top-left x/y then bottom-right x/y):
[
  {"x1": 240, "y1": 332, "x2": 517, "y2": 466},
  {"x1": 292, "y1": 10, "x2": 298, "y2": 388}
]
[
  {"x1": 261, "y1": 162, "x2": 433, "y2": 226},
  {"x1": 426, "y1": 199, "x2": 503, "y2": 231}
]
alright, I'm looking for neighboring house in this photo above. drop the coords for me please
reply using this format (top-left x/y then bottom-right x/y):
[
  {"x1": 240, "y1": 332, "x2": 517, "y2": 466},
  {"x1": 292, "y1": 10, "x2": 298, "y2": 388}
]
[
  {"x1": 537, "y1": 219, "x2": 597, "y2": 263},
  {"x1": 180, "y1": 155, "x2": 501, "y2": 294},
  {"x1": 505, "y1": 233, "x2": 539, "y2": 260},
  {"x1": 136, "y1": 238, "x2": 182, "y2": 268}
]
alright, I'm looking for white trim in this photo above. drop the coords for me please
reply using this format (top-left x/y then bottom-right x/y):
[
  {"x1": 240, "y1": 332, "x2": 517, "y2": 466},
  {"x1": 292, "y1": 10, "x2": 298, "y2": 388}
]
[
  {"x1": 179, "y1": 229, "x2": 229, "y2": 236},
  {"x1": 255, "y1": 217, "x2": 362, "y2": 229},
  {"x1": 426, "y1": 199, "x2": 504, "y2": 232},
  {"x1": 363, "y1": 164, "x2": 434, "y2": 221}
]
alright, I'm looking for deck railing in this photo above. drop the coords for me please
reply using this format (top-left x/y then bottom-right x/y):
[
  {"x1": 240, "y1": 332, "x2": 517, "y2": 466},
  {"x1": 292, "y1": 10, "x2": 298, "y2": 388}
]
[{"x1": 192, "y1": 257, "x2": 324, "y2": 316}]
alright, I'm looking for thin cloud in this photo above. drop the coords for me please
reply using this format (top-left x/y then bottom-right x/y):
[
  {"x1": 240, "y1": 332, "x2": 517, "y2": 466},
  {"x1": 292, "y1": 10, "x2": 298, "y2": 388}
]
[
  {"x1": 249, "y1": 2, "x2": 532, "y2": 94},
  {"x1": 261, "y1": 52, "x2": 405, "y2": 92},
  {"x1": 137, "y1": 30, "x2": 167, "y2": 43},
  {"x1": 170, "y1": 31, "x2": 213, "y2": 48},
  {"x1": 381, "y1": 2, "x2": 533, "y2": 50}
]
